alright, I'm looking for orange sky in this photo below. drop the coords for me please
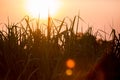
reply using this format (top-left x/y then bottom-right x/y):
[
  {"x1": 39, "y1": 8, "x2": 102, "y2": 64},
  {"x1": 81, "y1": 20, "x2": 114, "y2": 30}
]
[{"x1": 0, "y1": 0, "x2": 120, "y2": 33}]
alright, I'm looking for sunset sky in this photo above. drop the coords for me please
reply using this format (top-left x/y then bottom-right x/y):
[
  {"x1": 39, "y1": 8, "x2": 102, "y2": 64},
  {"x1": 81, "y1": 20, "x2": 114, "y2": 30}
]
[{"x1": 0, "y1": 0, "x2": 120, "y2": 33}]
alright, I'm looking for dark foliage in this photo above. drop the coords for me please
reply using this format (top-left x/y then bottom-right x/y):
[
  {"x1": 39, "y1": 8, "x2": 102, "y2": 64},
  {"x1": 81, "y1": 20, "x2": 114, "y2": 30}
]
[{"x1": 0, "y1": 17, "x2": 119, "y2": 80}]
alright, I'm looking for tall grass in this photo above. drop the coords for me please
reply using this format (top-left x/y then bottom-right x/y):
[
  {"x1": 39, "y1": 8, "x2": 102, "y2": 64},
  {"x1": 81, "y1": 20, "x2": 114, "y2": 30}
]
[
  {"x1": 85, "y1": 29, "x2": 120, "y2": 80},
  {"x1": 0, "y1": 15, "x2": 119, "y2": 80}
]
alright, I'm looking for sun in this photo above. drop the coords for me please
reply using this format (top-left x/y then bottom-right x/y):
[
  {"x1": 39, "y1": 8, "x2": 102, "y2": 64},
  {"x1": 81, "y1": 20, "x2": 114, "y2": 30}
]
[{"x1": 25, "y1": 0, "x2": 60, "y2": 19}]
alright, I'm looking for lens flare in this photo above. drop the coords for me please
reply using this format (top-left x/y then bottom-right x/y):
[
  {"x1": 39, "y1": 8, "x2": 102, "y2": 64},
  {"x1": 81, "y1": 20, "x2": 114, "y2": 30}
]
[
  {"x1": 66, "y1": 69, "x2": 73, "y2": 76},
  {"x1": 66, "y1": 59, "x2": 75, "y2": 68}
]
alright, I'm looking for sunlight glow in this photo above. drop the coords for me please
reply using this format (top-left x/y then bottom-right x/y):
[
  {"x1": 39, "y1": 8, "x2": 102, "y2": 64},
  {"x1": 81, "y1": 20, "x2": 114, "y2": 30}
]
[{"x1": 25, "y1": 0, "x2": 60, "y2": 19}]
